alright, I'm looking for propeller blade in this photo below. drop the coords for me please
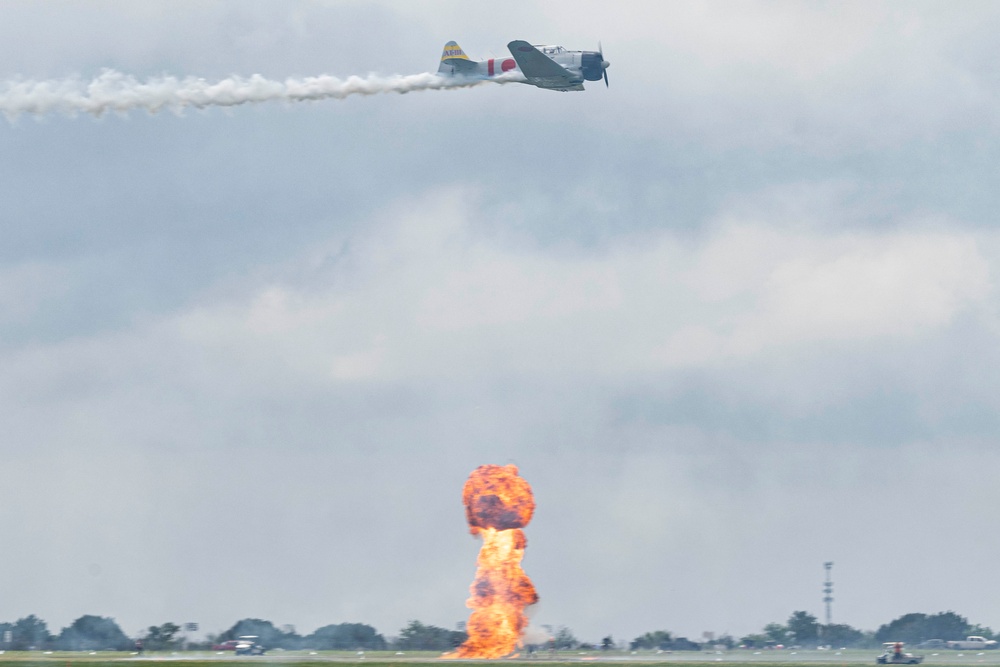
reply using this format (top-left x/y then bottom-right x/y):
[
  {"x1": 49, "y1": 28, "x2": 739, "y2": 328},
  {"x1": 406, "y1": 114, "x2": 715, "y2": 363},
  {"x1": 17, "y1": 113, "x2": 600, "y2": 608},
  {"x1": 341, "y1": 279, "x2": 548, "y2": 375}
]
[{"x1": 599, "y1": 41, "x2": 609, "y2": 87}]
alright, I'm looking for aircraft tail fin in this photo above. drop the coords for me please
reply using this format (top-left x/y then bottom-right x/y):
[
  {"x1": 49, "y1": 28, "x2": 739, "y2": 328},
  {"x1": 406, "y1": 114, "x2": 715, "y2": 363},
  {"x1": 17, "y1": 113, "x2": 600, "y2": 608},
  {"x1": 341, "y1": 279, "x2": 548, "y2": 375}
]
[{"x1": 438, "y1": 40, "x2": 477, "y2": 75}]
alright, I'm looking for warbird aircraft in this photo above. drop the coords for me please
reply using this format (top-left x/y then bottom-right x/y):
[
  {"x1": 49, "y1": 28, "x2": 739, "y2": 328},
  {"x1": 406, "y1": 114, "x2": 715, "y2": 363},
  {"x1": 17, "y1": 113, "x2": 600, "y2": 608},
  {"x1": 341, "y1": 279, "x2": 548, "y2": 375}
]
[{"x1": 437, "y1": 40, "x2": 610, "y2": 91}]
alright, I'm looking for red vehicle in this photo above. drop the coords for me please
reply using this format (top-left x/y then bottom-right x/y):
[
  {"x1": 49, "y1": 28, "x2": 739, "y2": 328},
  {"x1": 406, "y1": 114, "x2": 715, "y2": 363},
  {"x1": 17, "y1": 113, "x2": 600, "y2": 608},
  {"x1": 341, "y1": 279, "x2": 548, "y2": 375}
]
[{"x1": 213, "y1": 637, "x2": 266, "y2": 656}]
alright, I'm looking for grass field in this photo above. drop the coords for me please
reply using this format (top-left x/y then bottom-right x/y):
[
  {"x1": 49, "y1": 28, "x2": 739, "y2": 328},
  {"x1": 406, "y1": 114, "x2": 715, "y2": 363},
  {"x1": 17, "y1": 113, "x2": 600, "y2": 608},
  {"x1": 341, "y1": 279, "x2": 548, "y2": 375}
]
[{"x1": 0, "y1": 649, "x2": 999, "y2": 667}]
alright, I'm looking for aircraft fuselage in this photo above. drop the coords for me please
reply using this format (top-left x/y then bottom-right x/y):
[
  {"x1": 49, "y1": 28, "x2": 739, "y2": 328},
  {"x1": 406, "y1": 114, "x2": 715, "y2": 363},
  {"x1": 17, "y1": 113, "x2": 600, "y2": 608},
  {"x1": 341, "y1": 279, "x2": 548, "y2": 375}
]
[{"x1": 438, "y1": 41, "x2": 609, "y2": 92}]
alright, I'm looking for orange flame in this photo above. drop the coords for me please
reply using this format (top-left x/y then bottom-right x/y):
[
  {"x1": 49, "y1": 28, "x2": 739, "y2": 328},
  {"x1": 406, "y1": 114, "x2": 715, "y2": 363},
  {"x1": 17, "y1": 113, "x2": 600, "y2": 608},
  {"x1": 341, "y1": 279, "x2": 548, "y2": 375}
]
[{"x1": 449, "y1": 465, "x2": 538, "y2": 659}]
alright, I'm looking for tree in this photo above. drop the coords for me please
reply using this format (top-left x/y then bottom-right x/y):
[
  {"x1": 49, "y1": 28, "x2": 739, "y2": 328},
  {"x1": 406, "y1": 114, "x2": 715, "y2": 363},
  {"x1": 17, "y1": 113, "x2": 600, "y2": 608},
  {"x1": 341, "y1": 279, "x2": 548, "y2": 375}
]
[
  {"x1": 876, "y1": 612, "x2": 974, "y2": 645},
  {"x1": 393, "y1": 621, "x2": 465, "y2": 651},
  {"x1": 763, "y1": 622, "x2": 791, "y2": 645},
  {"x1": 820, "y1": 623, "x2": 868, "y2": 648},
  {"x1": 306, "y1": 623, "x2": 387, "y2": 650},
  {"x1": 219, "y1": 619, "x2": 300, "y2": 649},
  {"x1": 142, "y1": 623, "x2": 181, "y2": 651},
  {"x1": 11, "y1": 615, "x2": 52, "y2": 650},
  {"x1": 739, "y1": 633, "x2": 769, "y2": 648},
  {"x1": 787, "y1": 611, "x2": 819, "y2": 646},
  {"x1": 926, "y1": 612, "x2": 978, "y2": 641},
  {"x1": 630, "y1": 630, "x2": 673, "y2": 650},
  {"x1": 601, "y1": 636, "x2": 614, "y2": 651},
  {"x1": 969, "y1": 625, "x2": 996, "y2": 640},
  {"x1": 670, "y1": 637, "x2": 702, "y2": 651},
  {"x1": 552, "y1": 626, "x2": 578, "y2": 650},
  {"x1": 56, "y1": 615, "x2": 130, "y2": 651}
]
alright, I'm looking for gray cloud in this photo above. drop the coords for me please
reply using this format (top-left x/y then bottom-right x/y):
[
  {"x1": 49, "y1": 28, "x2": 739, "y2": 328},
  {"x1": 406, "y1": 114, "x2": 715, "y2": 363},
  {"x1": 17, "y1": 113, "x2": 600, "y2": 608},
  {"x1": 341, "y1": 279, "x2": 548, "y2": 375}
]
[{"x1": 1, "y1": 0, "x2": 1000, "y2": 647}]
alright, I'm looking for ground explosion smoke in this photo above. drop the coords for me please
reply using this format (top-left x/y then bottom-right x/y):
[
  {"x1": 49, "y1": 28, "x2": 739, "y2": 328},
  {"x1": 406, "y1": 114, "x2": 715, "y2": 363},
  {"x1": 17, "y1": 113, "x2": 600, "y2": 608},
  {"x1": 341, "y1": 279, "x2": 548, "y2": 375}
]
[
  {"x1": 0, "y1": 69, "x2": 523, "y2": 120},
  {"x1": 448, "y1": 465, "x2": 539, "y2": 659}
]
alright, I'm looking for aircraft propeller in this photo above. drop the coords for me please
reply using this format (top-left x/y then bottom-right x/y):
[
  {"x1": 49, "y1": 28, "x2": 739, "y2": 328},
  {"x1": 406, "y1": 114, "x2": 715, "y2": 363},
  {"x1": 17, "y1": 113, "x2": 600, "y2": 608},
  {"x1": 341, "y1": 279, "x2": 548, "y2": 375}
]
[{"x1": 599, "y1": 41, "x2": 610, "y2": 87}]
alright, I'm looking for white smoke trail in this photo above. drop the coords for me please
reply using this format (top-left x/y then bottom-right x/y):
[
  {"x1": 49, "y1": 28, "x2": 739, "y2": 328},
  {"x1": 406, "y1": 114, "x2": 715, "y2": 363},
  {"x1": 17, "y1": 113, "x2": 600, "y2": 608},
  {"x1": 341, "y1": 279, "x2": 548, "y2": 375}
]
[{"x1": 0, "y1": 69, "x2": 525, "y2": 119}]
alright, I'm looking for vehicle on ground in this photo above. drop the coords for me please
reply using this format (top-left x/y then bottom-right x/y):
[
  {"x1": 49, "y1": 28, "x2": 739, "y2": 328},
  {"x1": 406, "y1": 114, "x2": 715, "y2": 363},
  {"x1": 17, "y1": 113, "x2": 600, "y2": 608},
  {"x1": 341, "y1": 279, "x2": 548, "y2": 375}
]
[
  {"x1": 946, "y1": 636, "x2": 998, "y2": 650},
  {"x1": 234, "y1": 636, "x2": 266, "y2": 656},
  {"x1": 877, "y1": 642, "x2": 924, "y2": 664},
  {"x1": 212, "y1": 640, "x2": 240, "y2": 651},
  {"x1": 914, "y1": 639, "x2": 946, "y2": 649}
]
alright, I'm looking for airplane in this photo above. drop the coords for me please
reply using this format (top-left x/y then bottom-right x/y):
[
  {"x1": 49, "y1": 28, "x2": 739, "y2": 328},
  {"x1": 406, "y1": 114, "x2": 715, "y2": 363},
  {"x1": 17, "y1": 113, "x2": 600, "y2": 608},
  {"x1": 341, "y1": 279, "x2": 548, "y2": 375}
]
[{"x1": 437, "y1": 40, "x2": 610, "y2": 92}]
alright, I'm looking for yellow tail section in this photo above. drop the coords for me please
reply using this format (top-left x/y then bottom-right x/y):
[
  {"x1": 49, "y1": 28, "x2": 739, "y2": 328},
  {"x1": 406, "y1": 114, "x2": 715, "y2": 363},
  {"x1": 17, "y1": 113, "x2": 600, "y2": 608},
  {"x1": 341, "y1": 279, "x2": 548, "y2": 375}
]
[{"x1": 440, "y1": 41, "x2": 469, "y2": 62}]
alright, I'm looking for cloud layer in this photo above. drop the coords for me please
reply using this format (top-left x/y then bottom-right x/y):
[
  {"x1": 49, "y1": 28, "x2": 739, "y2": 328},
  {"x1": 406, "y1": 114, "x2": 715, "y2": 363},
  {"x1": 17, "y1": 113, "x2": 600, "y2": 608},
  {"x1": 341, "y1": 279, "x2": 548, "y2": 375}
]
[{"x1": 1, "y1": 0, "x2": 1000, "y2": 646}]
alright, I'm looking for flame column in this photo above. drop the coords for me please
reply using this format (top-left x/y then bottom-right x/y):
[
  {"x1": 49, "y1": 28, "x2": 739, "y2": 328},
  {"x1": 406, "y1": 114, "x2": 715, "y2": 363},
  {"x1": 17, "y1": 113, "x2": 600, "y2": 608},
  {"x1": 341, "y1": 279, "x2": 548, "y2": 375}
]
[{"x1": 453, "y1": 465, "x2": 539, "y2": 659}]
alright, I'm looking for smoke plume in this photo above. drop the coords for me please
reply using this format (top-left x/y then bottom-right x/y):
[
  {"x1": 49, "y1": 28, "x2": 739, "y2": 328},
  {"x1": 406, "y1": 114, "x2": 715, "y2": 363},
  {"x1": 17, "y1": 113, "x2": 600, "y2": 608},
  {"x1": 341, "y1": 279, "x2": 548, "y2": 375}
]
[{"x1": 0, "y1": 69, "x2": 523, "y2": 119}]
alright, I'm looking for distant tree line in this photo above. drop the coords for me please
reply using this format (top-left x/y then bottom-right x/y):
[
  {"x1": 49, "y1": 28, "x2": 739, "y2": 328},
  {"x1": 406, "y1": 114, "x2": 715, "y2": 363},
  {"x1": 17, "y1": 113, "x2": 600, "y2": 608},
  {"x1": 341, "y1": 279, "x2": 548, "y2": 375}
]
[
  {"x1": 212, "y1": 618, "x2": 393, "y2": 650},
  {"x1": 628, "y1": 610, "x2": 996, "y2": 652},
  {"x1": 0, "y1": 615, "x2": 459, "y2": 652},
  {"x1": 0, "y1": 609, "x2": 993, "y2": 652},
  {"x1": 0, "y1": 615, "x2": 131, "y2": 651}
]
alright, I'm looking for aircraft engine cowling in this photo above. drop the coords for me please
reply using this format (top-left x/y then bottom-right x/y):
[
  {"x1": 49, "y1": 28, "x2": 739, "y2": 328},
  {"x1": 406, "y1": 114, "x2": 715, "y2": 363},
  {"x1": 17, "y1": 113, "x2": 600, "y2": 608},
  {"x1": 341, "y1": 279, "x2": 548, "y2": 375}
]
[{"x1": 580, "y1": 51, "x2": 606, "y2": 81}]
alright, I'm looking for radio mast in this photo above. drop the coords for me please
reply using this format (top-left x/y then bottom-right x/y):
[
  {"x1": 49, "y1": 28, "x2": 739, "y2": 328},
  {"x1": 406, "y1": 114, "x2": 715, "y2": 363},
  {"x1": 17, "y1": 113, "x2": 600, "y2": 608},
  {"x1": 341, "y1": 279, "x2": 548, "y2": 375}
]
[{"x1": 823, "y1": 562, "x2": 834, "y2": 625}]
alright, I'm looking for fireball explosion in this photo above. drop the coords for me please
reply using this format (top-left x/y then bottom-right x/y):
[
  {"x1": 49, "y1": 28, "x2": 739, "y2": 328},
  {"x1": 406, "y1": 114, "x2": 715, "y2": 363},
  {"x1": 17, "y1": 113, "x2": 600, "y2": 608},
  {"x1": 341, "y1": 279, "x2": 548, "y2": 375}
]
[{"x1": 450, "y1": 464, "x2": 539, "y2": 659}]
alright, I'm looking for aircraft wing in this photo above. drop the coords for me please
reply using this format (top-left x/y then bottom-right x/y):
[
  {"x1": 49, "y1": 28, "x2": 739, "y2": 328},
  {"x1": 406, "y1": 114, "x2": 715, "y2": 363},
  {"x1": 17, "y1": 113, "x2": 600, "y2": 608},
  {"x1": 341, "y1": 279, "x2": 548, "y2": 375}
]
[{"x1": 507, "y1": 40, "x2": 581, "y2": 90}]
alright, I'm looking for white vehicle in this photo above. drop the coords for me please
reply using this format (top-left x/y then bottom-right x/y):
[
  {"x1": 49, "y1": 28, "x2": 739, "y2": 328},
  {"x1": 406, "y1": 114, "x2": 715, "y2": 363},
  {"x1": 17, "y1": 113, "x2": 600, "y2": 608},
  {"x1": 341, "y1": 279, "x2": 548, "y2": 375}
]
[
  {"x1": 877, "y1": 643, "x2": 923, "y2": 665},
  {"x1": 234, "y1": 636, "x2": 266, "y2": 656},
  {"x1": 438, "y1": 40, "x2": 610, "y2": 91},
  {"x1": 945, "y1": 636, "x2": 997, "y2": 650}
]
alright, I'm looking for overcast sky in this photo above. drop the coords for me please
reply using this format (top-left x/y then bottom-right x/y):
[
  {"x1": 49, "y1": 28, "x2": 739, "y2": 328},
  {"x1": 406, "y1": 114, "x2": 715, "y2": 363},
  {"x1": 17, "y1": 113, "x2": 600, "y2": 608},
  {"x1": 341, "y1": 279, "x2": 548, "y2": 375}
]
[{"x1": 2, "y1": 0, "x2": 1000, "y2": 645}]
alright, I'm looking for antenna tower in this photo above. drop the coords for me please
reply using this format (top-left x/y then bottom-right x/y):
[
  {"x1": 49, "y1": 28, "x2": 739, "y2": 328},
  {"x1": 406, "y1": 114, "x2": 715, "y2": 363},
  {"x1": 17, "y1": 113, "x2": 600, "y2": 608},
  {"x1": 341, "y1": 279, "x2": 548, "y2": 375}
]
[{"x1": 823, "y1": 561, "x2": 834, "y2": 626}]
